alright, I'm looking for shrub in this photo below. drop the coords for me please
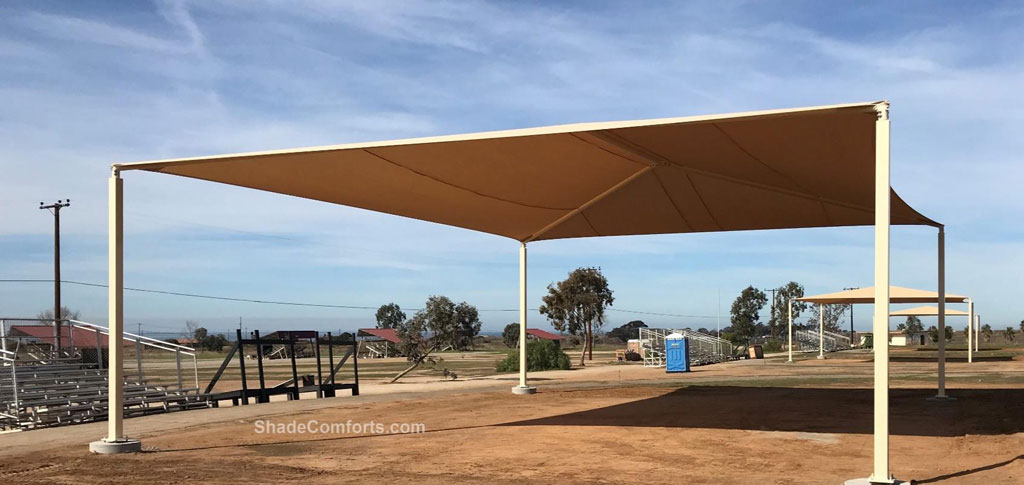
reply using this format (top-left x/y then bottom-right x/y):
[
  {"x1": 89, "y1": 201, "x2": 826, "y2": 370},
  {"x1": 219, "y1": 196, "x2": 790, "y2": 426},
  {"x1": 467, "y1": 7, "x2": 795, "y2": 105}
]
[
  {"x1": 762, "y1": 339, "x2": 783, "y2": 353},
  {"x1": 496, "y1": 339, "x2": 571, "y2": 372}
]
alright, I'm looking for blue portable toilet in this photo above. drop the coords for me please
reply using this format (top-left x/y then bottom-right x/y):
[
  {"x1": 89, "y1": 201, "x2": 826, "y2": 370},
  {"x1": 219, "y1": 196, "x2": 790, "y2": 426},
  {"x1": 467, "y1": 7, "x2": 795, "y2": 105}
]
[{"x1": 665, "y1": 333, "x2": 690, "y2": 373}]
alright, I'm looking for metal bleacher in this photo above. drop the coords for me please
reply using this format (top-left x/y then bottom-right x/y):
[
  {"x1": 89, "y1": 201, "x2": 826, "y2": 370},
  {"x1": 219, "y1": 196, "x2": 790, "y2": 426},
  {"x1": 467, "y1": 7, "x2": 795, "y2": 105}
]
[
  {"x1": 1, "y1": 319, "x2": 209, "y2": 431},
  {"x1": 637, "y1": 327, "x2": 735, "y2": 368}
]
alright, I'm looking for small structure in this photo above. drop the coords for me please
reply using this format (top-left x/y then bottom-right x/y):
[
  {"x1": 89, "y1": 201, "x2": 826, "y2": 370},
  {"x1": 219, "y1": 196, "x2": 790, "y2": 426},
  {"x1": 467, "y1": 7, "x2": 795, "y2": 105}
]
[
  {"x1": 665, "y1": 333, "x2": 690, "y2": 373},
  {"x1": 204, "y1": 329, "x2": 358, "y2": 407},
  {"x1": 524, "y1": 328, "x2": 561, "y2": 347},
  {"x1": 357, "y1": 328, "x2": 401, "y2": 358}
]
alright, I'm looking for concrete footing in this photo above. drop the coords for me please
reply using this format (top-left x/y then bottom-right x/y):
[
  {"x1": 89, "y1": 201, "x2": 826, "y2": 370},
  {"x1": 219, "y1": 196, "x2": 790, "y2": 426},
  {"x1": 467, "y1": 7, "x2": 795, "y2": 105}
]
[
  {"x1": 89, "y1": 438, "x2": 142, "y2": 454},
  {"x1": 511, "y1": 385, "x2": 537, "y2": 395},
  {"x1": 843, "y1": 478, "x2": 903, "y2": 485},
  {"x1": 817, "y1": 355, "x2": 827, "y2": 360}
]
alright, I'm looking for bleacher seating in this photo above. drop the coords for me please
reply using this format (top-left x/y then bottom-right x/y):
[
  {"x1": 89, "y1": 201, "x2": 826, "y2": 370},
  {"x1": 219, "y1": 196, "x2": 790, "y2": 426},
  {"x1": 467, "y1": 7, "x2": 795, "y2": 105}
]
[{"x1": 1, "y1": 358, "x2": 209, "y2": 430}]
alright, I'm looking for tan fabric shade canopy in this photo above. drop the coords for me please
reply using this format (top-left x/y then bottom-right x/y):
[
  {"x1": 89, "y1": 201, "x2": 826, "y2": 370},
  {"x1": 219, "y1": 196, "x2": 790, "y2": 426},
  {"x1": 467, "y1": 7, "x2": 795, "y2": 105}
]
[
  {"x1": 890, "y1": 305, "x2": 969, "y2": 317},
  {"x1": 115, "y1": 101, "x2": 936, "y2": 242},
  {"x1": 799, "y1": 286, "x2": 967, "y2": 305}
]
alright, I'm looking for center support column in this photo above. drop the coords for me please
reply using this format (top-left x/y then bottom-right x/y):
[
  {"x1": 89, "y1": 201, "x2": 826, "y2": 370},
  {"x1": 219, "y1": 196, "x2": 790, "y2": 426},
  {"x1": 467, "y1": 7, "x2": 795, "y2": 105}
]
[
  {"x1": 90, "y1": 169, "x2": 141, "y2": 453},
  {"x1": 847, "y1": 103, "x2": 895, "y2": 485},
  {"x1": 967, "y1": 299, "x2": 973, "y2": 363},
  {"x1": 787, "y1": 299, "x2": 793, "y2": 363},
  {"x1": 817, "y1": 303, "x2": 825, "y2": 359},
  {"x1": 934, "y1": 226, "x2": 949, "y2": 399},
  {"x1": 512, "y1": 242, "x2": 536, "y2": 395}
]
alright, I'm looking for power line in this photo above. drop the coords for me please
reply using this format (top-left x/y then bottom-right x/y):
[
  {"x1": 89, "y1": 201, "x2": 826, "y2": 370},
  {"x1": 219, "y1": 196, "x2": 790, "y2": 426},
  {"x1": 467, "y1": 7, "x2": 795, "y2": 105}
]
[{"x1": 0, "y1": 278, "x2": 723, "y2": 319}]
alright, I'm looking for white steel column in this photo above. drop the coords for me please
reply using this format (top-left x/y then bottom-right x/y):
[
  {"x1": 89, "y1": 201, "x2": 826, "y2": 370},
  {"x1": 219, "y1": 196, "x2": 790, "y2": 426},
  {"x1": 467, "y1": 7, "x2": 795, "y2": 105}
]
[
  {"x1": 107, "y1": 173, "x2": 124, "y2": 441},
  {"x1": 936, "y1": 226, "x2": 947, "y2": 398},
  {"x1": 817, "y1": 303, "x2": 825, "y2": 359},
  {"x1": 969, "y1": 302, "x2": 976, "y2": 353},
  {"x1": 967, "y1": 299, "x2": 973, "y2": 363},
  {"x1": 787, "y1": 299, "x2": 793, "y2": 363},
  {"x1": 869, "y1": 102, "x2": 893, "y2": 484},
  {"x1": 90, "y1": 170, "x2": 141, "y2": 453},
  {"x1": 512, "y1": 242, "x2": 536, "y2": 394}
]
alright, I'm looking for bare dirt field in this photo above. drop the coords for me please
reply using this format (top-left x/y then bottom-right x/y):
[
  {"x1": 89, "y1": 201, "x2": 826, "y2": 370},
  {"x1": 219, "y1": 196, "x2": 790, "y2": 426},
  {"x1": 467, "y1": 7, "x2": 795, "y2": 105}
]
[{"x1": 2, "y1": 349, "x2": 1022, "y2": 484}]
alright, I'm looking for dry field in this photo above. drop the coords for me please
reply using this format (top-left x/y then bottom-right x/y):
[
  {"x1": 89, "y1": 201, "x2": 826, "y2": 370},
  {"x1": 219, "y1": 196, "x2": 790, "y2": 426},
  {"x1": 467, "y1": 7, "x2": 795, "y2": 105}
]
[{"x1": 1, "y1": 347, "x2": 1022, "y2": 484}]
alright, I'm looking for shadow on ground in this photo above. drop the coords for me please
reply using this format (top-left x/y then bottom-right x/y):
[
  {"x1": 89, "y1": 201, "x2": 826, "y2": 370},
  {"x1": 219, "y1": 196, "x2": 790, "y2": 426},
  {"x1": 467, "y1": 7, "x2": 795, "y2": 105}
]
[
  {"x1": 890, "y1": 356, "x2": 1014, "y2": 362},
  {"x1": 500, "y1": 386, "x2": 1024, "y2": 437}
]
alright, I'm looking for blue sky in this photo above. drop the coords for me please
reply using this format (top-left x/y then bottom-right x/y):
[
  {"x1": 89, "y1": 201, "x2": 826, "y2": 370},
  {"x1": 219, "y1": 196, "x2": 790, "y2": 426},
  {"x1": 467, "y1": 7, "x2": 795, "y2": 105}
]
[{"x1": 1, "y1": 1, "x2": 1022, "y2": 336}]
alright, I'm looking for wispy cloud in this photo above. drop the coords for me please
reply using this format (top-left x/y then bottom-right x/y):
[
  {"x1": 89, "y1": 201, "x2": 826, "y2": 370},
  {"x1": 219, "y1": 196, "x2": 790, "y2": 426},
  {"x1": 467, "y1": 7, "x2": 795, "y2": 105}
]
[{"x1": 1, "y1": 1, "x2": 1022, "y2": 329}]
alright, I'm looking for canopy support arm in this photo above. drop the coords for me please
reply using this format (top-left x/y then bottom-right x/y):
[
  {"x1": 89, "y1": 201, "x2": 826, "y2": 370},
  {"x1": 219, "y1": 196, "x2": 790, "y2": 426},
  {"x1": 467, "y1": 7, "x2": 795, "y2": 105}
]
[{"x1": 524, "y1": 166, "x2": 652, "y2": 242}]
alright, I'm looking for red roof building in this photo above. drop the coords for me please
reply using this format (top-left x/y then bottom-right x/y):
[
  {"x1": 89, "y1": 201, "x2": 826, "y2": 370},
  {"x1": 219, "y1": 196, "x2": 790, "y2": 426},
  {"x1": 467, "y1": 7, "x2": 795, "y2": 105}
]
[
  {"x1": 357, "y1": 328, "x2": 401, "y2": 344},
  {"x1": 526, "y1": 328, "x2": 562, "y2": 340}
]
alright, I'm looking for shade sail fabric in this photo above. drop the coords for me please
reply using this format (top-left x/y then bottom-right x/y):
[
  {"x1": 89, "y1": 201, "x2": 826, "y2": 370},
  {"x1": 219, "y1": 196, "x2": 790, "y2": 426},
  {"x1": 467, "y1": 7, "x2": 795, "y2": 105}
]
[
  {"x1": 799, "y1": 286, "x2": 968, "y2": 305},
  {"x1": 889, "y1": 306, "x2": 969, "y2": 317},
  {"x1": 115, "y1": 101, "x2": 937, "y2": 242}
]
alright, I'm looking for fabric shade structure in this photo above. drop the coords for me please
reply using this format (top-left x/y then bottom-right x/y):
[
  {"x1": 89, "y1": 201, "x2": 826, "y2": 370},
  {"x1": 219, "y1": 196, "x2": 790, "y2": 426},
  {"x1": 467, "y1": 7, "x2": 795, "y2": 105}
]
[
  {"x1": 115, "y1": 101, "x2": 936, "y2": 242},
  {"x1": 890, "y1": 306, "x2": 969, "y2": 317},
  {"x1": 798, "y1": 286, "x2": 967, "y2": 305},
  {"x1": 104, "y1": 100, "x2": 927, "y2": 482}
]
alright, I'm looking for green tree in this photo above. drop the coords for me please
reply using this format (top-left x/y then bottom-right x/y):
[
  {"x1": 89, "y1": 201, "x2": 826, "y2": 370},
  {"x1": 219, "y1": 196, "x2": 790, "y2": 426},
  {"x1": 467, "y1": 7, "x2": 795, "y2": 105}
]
[
  {"x1": 1019, "y1": 320, "x2": 1023, "y2": 333},
  {"x1": 452, "y1": 301, "x2": 481, "y2": 350},
  {"x1": 769, "y1": 282, "x2": 807, "y2": 340},
  {"x1": 496, "y1": 339, "x2": 571, "y2": 372},
  {"x1": 390, "y1": 296, "x2": 465, "y2": 383},
  {"x1": 903, "y1": 316, "x2": 923, "y2": 335},
  {"x1": 607, "y1": 320, "x2": 647, "y2": 342},
  {"x1": 501, "y1": 323, "x2": 519, "y2": 348},
  {"x1": 539, "y1": 267, "x2": 614, "y2": 366},
  {"x1": 730, "y1": 286, "x2": 766, "y2": 343},
  {"x1": 928, "y1": 325, "x2": 952, "y2": 343},
  {"x1": 375, "y1": 303, "x2": 406, "y2": 329},
  {"x1": 981, "y1": 324, "x2": 993, "y2": 342},
  {"x1": 804, "y1": 304, "x2": 849, "y2": 333},
  {"x1": 1005, "y1": 327, "x2": 1016, "y2": 342},
  {"x1": 36, "y1": 306, "x2": 80, "y2": 322}
]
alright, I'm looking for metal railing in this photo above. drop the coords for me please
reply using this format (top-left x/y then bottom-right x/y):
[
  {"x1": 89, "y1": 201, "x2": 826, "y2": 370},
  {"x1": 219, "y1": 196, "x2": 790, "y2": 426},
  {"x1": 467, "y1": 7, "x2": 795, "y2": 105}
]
[
  {"x1": 637, "y1": 327, "x2": 735, "y2": 367},
  {"x1": 69, "y1": 320, "x2": 200, "y2": 391}
]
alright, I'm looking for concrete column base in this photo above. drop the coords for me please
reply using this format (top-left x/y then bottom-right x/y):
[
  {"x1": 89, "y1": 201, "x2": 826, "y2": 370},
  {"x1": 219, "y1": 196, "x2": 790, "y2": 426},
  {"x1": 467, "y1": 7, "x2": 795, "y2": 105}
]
[
  {"x1": 817, "y1": 355, "x2": 827, "y2": 360},
  {"x1": 89, "y1": 438, "x2": 142, "y2": 454},
  {"x1": 844, "y1": 478, "x2": 903, "y2": 485},
  {"x1": 511, "y1": 385, "x2": 537, "y2": 395}
]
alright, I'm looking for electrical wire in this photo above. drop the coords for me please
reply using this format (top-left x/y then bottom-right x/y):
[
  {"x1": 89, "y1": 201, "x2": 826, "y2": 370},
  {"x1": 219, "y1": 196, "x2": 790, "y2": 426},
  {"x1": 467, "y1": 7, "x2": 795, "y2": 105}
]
[{"x1": 0, "y1": 278, "x2": 723, "y2": 319}]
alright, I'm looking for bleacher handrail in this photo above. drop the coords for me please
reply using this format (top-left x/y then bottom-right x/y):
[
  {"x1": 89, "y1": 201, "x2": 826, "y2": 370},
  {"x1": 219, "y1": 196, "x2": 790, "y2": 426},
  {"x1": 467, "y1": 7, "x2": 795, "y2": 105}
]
[{"x1": 68, "y1": 320, "x2": 196, "y2": 355}]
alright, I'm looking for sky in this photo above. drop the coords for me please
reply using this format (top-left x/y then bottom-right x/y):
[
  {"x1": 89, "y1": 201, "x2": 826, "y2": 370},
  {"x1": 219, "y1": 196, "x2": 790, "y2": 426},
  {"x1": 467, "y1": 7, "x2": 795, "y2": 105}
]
[{"x1": 1, "y1": 0, "x2": 1022, "y2": 336}]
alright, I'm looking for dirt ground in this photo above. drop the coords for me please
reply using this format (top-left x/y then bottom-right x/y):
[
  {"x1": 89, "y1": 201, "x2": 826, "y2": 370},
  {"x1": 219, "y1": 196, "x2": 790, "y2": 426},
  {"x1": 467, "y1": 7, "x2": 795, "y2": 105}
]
[{"x1": 2, "y1": 351, "x2": 1022, "y2": 484}]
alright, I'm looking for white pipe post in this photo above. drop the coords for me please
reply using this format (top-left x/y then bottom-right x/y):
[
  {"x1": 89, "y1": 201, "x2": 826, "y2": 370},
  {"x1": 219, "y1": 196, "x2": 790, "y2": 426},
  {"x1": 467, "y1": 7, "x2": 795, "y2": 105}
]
[
  {"x1": 936, "y1": 226, "x2": 947, "y2": 398},
  {"x1": 967, "y1": 299, "x2": 973, "y2": 364},
  {"x1": 787, "y1": 299, "x2": 793, "y2": 362},
  {"x1": 818, "y1": 303, "x2": 825, "y2": 359},
  {"x1": 512, "y1": 242, "x2": 535, "y2": 394},
  {"x1": 107, "y1": 172, "x2": 126, "y2": 441},
  {"x1": 969, "y1": 302, "x2": 976, "y2": 353},
  {"x1": 869, "y1": 102, "x2": 893, "y2": 483}
]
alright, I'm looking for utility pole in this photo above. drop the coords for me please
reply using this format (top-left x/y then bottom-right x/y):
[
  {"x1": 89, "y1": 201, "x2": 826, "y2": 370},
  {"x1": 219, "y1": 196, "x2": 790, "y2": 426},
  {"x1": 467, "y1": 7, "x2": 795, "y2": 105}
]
[
  {"x1": 844, "y1": 287, "x2": 859, "y2": 345},
  {"x1": 137, "y1": 322, "x2": 143, "y2": 336},
  {"x1": 40, "y1": 199, "x2": 70, "y2": 355},
  {"x1": 762, "y1": 287, "x2": 778, "y2": 340}
]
